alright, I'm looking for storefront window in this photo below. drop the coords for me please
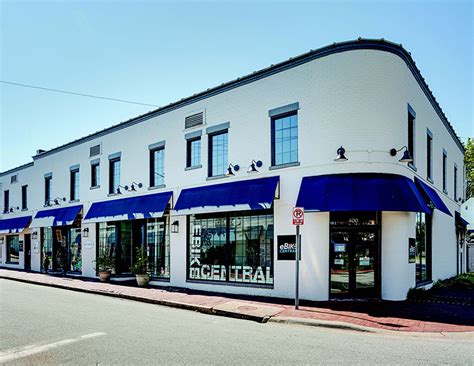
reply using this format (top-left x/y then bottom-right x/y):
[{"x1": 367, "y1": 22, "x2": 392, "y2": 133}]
[
  {"x1": 41, "y1": 227, "x2": 53, "y2": 271},
  {"x1": 69, "y1": 227, "x2": 82, "y2": 272},
  {"x1": 98, "y1": 222, "x2": 118, "y2": 274},
  {"x1": 147, "y1": 219, "x2": 170, "y2": 278},
  {"x1": 188, "y1": 211, "x2": 274, "y2": 285},
  {"x1": 415, "y1": 212, "x2": 432, "y2": 284},
  {"x1": 7, "y1": 235, "x2": 20, "y2": 264}
]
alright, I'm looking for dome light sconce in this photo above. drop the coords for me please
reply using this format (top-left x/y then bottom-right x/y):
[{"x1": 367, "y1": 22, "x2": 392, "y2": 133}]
[
  {"x1": 334, "y1": 146, "x2": 348, "y2": 161},
  {"x1": 225, "y1": 163, "x2": 240, "y2": 177},
  {"x1": 82, "y1": 227, "x2": 89, "y2": 238},
  {"x1": 390, "y1": 146, "x2": 413, "y2": 163},
  {"x1": 32, "y1": 231, "x2": 38, "y2": 240},
  {"x1": 247, "y1": 160, "x2": 263, "y2": 173},
  {"x1": 116, "y1": 185, "x2": 128, "y2": 194},
  {"x1": 129, "y1": 182, "x2": 143, "y2": 191}
]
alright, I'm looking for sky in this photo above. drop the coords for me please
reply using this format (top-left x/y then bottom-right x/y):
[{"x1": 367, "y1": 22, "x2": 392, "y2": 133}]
[{"x1": 0, "y1": 0, "x2": 472, "y2": 172}]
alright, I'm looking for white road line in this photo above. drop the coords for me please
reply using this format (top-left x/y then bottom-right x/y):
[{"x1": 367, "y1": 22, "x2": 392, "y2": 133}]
[{"x1": 0, "y1": 332, "x2": 106, "y2": 363}]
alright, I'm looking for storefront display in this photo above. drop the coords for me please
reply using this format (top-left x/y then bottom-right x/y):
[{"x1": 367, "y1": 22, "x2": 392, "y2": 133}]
[{"x1": 188, "y1": 211, "x2": 274, "y2": 285}]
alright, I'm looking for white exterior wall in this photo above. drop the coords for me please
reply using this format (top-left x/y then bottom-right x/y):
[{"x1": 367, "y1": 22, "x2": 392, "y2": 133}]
[{"x1": 0, "y1": 47, "x2": 465, "y2": 300}]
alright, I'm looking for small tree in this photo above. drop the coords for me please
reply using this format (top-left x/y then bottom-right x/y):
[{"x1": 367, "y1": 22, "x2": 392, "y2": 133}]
[
  {"x1": 465, "y1": 138, "x2": 474, "y2": 199},
  {"x1": 131, "y1": 247, "x2": 149, "y2": 275}
]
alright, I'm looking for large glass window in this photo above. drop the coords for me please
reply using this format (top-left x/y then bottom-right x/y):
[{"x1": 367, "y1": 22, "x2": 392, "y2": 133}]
[
  {"x1": 109, "y1": 158, "x2": 120, "y2": 194},
  {"x1": 186, "y1": 137, "x2": 201, "y2": 168},
  {"x1": 415, "y1": 212, "x2": 432, "y2": 284},
  {"x1": 188, "y1": 211, "x2": 274, "y2": 285},
  {"x1": 3, "y1": 190, "x2": 9, "y2": 213},
  {"x1": 150, "y1": 148, "x2": 165, "y2": 187},
  {"x1": 41, "y1": 227, "x2": 53, "y2": 271},
  {"x1": 97, "y1": 222, "x2": 118, "y2": 273},
  {"x1": 69, "y1": 227, "x2": 82, "y2": 272},
  {"x1": 6, "y1": 235, "x2": 19, "y2": 264},
  {"x1": 209, "y1": 132, "x2": 228, "y2": 177},
  {"x1": 91, "y1": 162, "x2": 100, "y2": 188},
  {"x1": 271, "y1": 112, "x2": 298, "y2": 166},
  {"x1": 45, "y1": 176, "x2": 52, "y2": 205},
  {"x1": 147, "y1": 219, "x2": 170, "y2": 278},
  {"x1": 70, "y1": 169, "x2": 79, "y2": 201}
]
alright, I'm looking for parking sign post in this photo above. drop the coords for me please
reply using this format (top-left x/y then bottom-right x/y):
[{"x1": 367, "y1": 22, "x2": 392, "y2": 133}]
[{"x1": 292, "y1": 207, "x2": 304, "y2": 309}]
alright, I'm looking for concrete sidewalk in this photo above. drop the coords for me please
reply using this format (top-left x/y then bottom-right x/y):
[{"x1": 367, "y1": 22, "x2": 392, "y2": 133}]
[{"x1": 1, "y1": 269, "x2": 473, "y2": 333}]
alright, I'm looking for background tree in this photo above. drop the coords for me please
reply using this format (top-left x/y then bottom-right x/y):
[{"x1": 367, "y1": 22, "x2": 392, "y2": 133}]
[{"x1": 465, "y1": 138, "x2": 474, "y2": 199}]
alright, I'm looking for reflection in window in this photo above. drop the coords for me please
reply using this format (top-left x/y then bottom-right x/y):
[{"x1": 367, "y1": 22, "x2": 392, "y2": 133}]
[
  {"x1": 209, "y1": 132, "x2": 228, "y2": 177},
  {"x1": 150, "y1": 148, "x2": 165, "y2": 187},
  {"x1": 416, "y1": 212, "x2": 432, "y2": 283},
  {"x1": 41, "y1": 228, "x2": 53, "y2": 271},
  {"x1": 7, "y1": 235, "x2": 19, "y2": 264},
  {"x1": 147, "y1": 219, "x2": 170, "y2": 278},
  {"x1": 272, "y1": 113, "x2": 298, "y2": 166},
  {"x1": 188, "y1": 212, "x2": 274, "y2": 285}
]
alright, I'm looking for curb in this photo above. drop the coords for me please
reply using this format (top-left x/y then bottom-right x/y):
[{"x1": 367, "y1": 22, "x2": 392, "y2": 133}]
[
  {"x1": 0, "y1": 276, "x2": 267, "y2": 323},
  {"x1": 268, "y1": 316, "x2": 377, "y2": 333}
]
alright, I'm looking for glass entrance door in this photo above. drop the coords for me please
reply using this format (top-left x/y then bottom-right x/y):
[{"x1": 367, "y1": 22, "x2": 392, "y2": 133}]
[{"x1": 330, "y1": 212, "x2": 380, "y2": 298}]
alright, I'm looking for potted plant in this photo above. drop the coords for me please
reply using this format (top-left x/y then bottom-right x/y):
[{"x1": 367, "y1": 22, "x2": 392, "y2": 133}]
[
  {"x1": 94, "y1": 250, "x2": 115, "y2": 282},
  {"x1": 132, "y1": 247, "x2": 149, "y2": 287}
]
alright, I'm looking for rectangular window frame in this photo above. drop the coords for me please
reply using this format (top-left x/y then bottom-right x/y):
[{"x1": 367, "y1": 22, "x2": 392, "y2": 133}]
[
  {"x1": 91, "y1": 160, "x2": 100, "y2": 189},
  {"x1": 21, "y1": 185, "x2": 28, "y2": 210},
  {"x1": 3, "y1": 190, "x2": 9, "y2": 213},
  {"x1": 208, "y1": 130, "x2": 228, "y2": 178},
  {"x1": 44, "y1": 175, "x2": 52, "y2": 205},
  {"x1": 426, "y1": 129, "x2": 433, "y2": 182},
  {"x1": 407, "y1": 105, "x2": 416, "y2": 171},
  {"x1": 70, "y1": 168, "x2": 80, "y2": 201},
  {"x1": 442, "y1": 149, "x2": 448, "y2": 194},
  {"x1": 150, "y1": 146, "x2": 165, "y2": 188},
  {"x1": 109, "y1": 157, "x2": 121, "y2": 194},
  {"x1": 270, "y1": 111, "x2": 299, "y2": 168},
  {"x1": 454, "y1": 164, "x2": 458, "y2": 200},
  {"x1": 6, "y1": 235, "x2": 20, "y2": 264},
  {"x1": 415, "y1": 212, "x2": 432, "y2": 285},
  {"x1": 186, "y1": 137, "x2": 202, "y2": 168}
]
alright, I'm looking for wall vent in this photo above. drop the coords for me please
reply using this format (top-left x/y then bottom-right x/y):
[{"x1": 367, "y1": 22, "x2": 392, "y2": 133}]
[
  {"x1": 10, "y1": 175, "x2": 18, "y2": 184},
  {"x1": 185, "y1": 112, "x2": 204, "y2": 129},
  {"x1": 90, "y1": 144, "x2": 101, "y2": 157}
]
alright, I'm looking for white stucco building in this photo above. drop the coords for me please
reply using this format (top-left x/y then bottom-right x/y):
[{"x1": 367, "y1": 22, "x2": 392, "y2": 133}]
[{"x1": 0, "y1": 39, "x2": 468, "y2": 300}]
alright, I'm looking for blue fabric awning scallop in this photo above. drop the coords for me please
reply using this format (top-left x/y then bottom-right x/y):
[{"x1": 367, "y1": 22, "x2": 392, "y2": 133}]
[
  {"x1": 174, "y1": 176, "x2": 279, "y2": 215},
  {"x1": 0, "y1": 216, "x2": 32, "y2": 234},
  {"x1": 455, "y1": 211, "x2": 469, "y2": 227},
  {"x1": 31, "y1": 205, "x2": 83, "y2": 227},
  {"x1": 296, "y1": 173, "x2": 431, "y2": 213},
  {"x1": 414, "y1": 177, "x2": 452, "y2": 216},
  {"x1": 83, "y1": 192, "x2": 173, "y2": 223}
]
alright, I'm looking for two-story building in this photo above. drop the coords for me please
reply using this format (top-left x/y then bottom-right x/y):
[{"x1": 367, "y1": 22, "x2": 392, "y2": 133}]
[{"x1": 0, "y1": 39, "x2": 467, "y2": 300}]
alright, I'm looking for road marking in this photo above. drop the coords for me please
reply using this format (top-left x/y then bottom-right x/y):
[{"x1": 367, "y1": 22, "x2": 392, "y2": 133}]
[{"x1": 0, "y1": 332, "x2": 106, "y2": 363}]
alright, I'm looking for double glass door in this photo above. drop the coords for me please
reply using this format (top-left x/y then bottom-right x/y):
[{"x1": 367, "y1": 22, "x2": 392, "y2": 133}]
[{"x1": 330, "y1": 212, "x2": 380, "y2": 298}]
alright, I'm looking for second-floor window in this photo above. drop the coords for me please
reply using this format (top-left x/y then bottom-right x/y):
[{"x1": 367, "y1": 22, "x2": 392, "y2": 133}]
[
  {"x1": 271, "y1": 112, "x2": 298, "y2": 166},
  {"x1": 407, "y1": 106, "x2": 415, "y2": 168},
  {"x1": 427, "y1": 130, "x2": 433, "y2": 180},
  {"x1": 186, "y1": 137, "x2": 201, "y2": 168},
  {"x1": 70, "y1": 168, "x2": 80, "y2": 201},
  {"x1": 3, "y1": 190, "x2": 9, "y2": 213},
  {"x1": 44, "y1": 176, "x2": 52, "y2": 205},
  {"x1": 454, "y1": 165, "x2": 458, "y2": 200},
  {"x1": 442, "y1": 150, "x2": 447, "y2": 193},
  {"x1": 109, "y1": 158, "x2": 120, "y2": 194},
  {"x1": 21, "y1": 185, "x2": 28, "y2": 210},
  {"x1": 209, "y1": 131, "x2": 228, "y2": 177},
  {"x1": 150, "y1": 147, "x2": 165, "y2": 187},
  {"x1": 91, "y1": 162, "x2": 100, "y2": 188}
]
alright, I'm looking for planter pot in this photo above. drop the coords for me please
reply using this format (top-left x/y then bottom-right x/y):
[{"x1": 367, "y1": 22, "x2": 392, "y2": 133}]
[
  {"x1": 99, "y1": 270, "x2": 111, "y2": 282},
  {"x1": 135, "y1": 274, "x2": 150, "y2": 287}
]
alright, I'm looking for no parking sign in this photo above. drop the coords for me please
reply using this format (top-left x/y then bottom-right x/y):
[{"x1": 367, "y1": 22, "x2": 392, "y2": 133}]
[{"x1": 292, "y1": 207, "x2": 304, "y2": 225}]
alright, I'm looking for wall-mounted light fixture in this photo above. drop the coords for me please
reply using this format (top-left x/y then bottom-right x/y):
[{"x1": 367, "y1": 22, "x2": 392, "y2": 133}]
[
  {"x1": 44, "y1": 197, "x2": 66, "y2": 207},
  {"x1": 334, "y1": 146, "x2": 348, "y2": 161},
  {"x1": 8, "y1": 206, "x2": 20, "y2": 213},
  {"x1": 82, "y1": 227, "x2": 89, "y2": 238},
  {"x1": 116, "y1": 185, "x2": 128, "y2": 194},
  {"x1": 225, "y1": 163, "x2": 240, "y2": 177},
  {"x1": 32, "y1": 231, "x2": 38, "y2": 240},
  {"x1": 247, "y1": 160, "x2": 263, "y2": 173},
  {"x1": 128, "y1": 182, "x2": 143, "y2": 191},
  {"x1": 390, "y1": 146, "x2": 413, "y2": 163},
  {"x1": 171, "y1": 220, "x2": 179, "y2": 233},
  {"x1": 0, "y1": 237, "x2": 4, "y2": 245}
]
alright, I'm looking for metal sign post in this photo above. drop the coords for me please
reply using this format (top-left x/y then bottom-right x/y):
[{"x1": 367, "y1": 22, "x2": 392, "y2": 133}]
[{"x1": 292, "y1": 207, "x2": 304, "y2": 310}]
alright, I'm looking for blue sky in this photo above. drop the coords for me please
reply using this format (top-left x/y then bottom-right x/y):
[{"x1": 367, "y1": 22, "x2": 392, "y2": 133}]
[{"x1": 1, "y1": 0, "x2": 472, "y2": 172}]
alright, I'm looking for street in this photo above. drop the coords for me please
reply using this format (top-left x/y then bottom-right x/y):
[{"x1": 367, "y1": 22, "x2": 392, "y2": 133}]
[{"x1": 1, "y1": 279, "x2": 473, "y2": 365}]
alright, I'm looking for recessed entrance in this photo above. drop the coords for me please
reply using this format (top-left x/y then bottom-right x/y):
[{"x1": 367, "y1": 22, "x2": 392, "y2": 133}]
[{"x1": 329, "y1": 212, "x2": 381, "y2": 298}]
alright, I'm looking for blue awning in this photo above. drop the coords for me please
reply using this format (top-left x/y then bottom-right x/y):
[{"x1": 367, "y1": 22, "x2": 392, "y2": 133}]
[
  {"x1": 31, "y1": 205, "x2": 83, "y2": 227},
  {"x1": 414, "y1": 177, "x2": 452, "y2": 216},
  {"x1": 174, "y1": 176, "x2": 279, "y2": 215},
  {"x1": 455, "y1": 211, "x2": 469, "y2": 227},
  {"x1": 296, "y1": 173, "x2": 431, "y2": 213},
  {"x1": 83, "y1": 192, "x2": 173, "y2": 223},
  {"x1": 0, "y1": 216, "x2": 32, "y2": 234}
]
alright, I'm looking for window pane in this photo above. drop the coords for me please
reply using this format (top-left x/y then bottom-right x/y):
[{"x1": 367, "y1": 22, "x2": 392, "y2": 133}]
[
  {"x1": 7, "y1": 235, "x2": 20, "y2": 264},
  {"x1": 152, "y1": 148, "x2": 165, "y2": 186},
  {"x1": 272, "y1": 113, "x2": 298, "y2": 166},
  {"x1": 211, "y1": 132, "x2": 228, "y2": 176},
  {"x1": 147, "y1": 218, "x2": 170, "y2": 278}
]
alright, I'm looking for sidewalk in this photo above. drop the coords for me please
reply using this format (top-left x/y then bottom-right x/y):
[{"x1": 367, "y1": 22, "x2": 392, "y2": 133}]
[{"x1": 1, "y1": 269, "x2": 473, "y2": 333}]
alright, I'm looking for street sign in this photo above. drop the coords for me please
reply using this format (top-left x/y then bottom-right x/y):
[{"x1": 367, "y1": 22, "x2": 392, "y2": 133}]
[{"x1": 292, "y1": 207, "x2": 304, "y2": 225}]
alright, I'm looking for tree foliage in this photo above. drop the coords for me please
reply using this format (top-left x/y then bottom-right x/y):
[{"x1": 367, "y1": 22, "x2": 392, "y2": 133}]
[{"x1": 465, "y1": 138, "x2": 474, "y2": 199}]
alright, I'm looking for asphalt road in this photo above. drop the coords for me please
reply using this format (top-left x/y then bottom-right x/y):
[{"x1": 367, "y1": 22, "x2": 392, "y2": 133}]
[{"x1": 0, "y1": 279, "x2": 473, "y2": 365}]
